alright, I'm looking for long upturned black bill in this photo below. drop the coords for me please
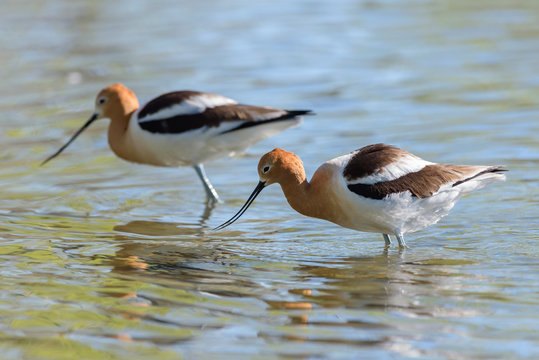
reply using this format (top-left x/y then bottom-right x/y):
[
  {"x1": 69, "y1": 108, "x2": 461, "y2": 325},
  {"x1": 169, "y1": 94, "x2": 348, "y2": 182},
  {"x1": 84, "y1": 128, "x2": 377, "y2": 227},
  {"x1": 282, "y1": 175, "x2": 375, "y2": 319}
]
[
  {"x1": 214, "y1": 181, "x2": 266, "y2": 231},
  {"x1": 41, "y1": 113, "x2": 99, "y2": 166}
]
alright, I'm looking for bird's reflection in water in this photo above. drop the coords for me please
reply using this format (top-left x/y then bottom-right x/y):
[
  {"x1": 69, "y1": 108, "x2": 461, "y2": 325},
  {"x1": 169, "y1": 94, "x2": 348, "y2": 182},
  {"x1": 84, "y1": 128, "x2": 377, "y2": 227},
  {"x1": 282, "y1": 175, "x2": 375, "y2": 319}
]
[
  {"x1": 99, "y1": 224, "x2": 257, "y2": 333},
  {"x1": 113, "y1": 220, "x2": 201, "y2": 237},
  {"x1": 103, "y1": 218, "x2": 480, "y2": 353},
  {"x1": 200, "y1": 199, "x2": 218, "y2": 228},
  {"x1": 106, "y1": 224, "x2": 258, "y2": 297},
  {"x1": 108, "y1": 197, "x2": 246, "y2": 300},
  {"x1": 113, "y1": 200, "x2": 218, "y2": 237},
  {"x1": 293, "y1": 250, "x2": 479, "y2": 318},
  {"x1": 256, "y1": 250, "x2": 476, "y2": 353}
]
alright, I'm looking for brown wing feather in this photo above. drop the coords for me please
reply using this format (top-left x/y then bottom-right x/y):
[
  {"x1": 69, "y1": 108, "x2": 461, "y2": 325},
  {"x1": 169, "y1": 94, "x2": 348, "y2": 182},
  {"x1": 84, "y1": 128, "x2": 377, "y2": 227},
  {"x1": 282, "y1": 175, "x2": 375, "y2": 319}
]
[
  {"x1": 347, "y1": 164, "x2": 479, "y2": 200},
  {"x1": 343, "y1": 144, "x2": 409, "y2": 181}
]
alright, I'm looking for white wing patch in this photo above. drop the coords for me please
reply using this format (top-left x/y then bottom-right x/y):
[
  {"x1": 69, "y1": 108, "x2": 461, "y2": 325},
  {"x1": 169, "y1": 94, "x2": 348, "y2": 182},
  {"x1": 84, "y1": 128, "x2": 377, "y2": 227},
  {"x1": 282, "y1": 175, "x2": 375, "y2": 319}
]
[
  {"x1": 138, "y1": 102, "x2": 201, "y2": 122},
  {"x1": 138, "y1": 93, "x2": 238, "y2": 123},
  {"x1": 191, "y1": 93, "x2": 238, "y2": 109},
  {"x1": 347, "y1": 153, "x2": 433, "y2": 185}
]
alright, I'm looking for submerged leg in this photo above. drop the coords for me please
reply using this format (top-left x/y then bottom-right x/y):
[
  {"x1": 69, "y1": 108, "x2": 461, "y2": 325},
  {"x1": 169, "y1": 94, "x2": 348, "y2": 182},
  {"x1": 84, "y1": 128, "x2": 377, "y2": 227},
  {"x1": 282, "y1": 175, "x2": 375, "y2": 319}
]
[
  {"x1": 382, "y1": 234, "x2": 392, "y2": 246},
  {"x1": 193, "y1": 164, "x2": 221, "y2": 203},
  {"x1": 395, "y1": 233, "x2": 407, "y2": 248},
  {"x1": 199, "y1": 198, "x2": 218, "y2": 229}
]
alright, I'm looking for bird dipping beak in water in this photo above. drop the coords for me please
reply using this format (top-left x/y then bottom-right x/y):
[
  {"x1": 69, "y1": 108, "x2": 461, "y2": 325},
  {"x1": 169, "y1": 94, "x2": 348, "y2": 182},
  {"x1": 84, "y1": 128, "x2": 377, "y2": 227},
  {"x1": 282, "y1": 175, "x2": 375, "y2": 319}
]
[{"x1": 215, "y1": 144, "x2": 506, "y2": 248}]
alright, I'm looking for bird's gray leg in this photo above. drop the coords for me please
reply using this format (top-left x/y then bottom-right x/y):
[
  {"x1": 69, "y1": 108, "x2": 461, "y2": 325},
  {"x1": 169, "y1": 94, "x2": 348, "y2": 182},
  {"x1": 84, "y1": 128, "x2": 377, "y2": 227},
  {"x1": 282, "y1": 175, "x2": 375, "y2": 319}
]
[
  {"x1": 383, "y1": 234, "x2": 392, "y2": 246},
  {"x1": 193, "y1": 164, "x2": 221, "y2": 204},
  {"x1": 395, "y1": 233, "x2": 407, "y2": 248}
]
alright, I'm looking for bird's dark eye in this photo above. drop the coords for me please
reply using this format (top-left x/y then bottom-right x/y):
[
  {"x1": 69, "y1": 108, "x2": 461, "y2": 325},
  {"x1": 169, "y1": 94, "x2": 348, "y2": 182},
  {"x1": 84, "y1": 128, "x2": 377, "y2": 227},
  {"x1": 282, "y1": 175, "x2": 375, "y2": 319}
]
[
  {"x1": 263, "y1": 165, "x2": 270, "y2": 173},
  {"x1": 98, "y1": 97, "x2": 106, "y2": 105}
]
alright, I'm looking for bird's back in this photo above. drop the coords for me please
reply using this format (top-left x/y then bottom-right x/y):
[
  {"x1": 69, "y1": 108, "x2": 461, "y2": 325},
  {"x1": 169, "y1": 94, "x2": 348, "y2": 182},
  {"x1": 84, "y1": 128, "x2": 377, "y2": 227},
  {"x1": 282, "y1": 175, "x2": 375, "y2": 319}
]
[
  {"x1": 129, "y1": 91, "x2": 311, "y2": 166},
  {"x1": 315, "y1": 145, "x2": 506, "y2": 235}
]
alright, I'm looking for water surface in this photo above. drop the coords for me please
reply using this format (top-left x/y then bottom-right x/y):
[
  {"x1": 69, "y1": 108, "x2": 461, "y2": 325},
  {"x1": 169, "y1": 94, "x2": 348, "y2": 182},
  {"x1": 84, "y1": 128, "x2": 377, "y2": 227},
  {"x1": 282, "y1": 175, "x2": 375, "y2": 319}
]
[{"x1": 1, "y1": 0, "x2": 538, "y2": 359}]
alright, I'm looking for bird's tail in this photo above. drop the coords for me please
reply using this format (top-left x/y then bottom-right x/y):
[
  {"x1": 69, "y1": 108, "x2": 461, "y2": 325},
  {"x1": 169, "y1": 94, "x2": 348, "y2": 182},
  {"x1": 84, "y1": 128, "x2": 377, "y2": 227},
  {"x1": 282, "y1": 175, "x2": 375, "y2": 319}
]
[
  {"x1": 283, "y1": 110, "x2": 314, "y2": 118},
  {"x1": 452, "y1": 165, "x2": 507, "y2": 191}
]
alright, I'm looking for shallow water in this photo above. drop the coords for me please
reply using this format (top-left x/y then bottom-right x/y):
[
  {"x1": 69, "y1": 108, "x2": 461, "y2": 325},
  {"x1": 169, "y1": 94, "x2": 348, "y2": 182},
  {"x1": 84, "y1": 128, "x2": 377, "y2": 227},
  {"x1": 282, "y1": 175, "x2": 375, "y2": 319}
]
[{"x1": 1, "y1": 0, "x2": 538, "y2": 359}]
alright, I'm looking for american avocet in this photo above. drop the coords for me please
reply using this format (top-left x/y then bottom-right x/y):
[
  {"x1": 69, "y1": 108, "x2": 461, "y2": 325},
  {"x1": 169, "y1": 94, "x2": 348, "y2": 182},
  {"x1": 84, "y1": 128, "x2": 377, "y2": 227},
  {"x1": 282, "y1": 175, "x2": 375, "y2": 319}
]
[
  {"x1": 215, "y1": 144, "x2": 507, "y2": 247},
  {"x1": 42, "y1": 83, "x2": 312, "y2": 203}
]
